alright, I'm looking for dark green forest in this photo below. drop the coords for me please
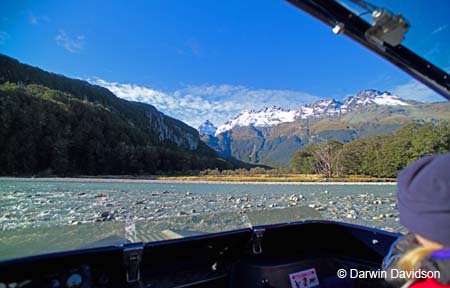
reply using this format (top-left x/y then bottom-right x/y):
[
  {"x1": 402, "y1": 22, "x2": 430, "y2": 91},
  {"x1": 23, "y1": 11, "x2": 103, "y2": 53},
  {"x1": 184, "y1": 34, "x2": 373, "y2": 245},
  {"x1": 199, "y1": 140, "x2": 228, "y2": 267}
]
[
  {"x1": 291, "y1": 122, "x2": 450, "y2": 178},
  {"x1": 0, "y1": 54, "x2": 250, "y2": 176},
  {"x1": 0, "y1": 83, "x2": 236, "y2": 175}
]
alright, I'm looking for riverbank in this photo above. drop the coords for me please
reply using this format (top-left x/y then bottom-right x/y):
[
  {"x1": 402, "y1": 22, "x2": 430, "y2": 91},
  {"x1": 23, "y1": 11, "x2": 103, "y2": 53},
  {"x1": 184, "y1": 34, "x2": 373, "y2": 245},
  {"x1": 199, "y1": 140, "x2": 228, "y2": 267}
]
[
  {"x1": 157, "y1": 175, "x2": 396, "y2": 183},
  {"x1": 0, "y1": 175, "x2": 397, "y2": 184}
]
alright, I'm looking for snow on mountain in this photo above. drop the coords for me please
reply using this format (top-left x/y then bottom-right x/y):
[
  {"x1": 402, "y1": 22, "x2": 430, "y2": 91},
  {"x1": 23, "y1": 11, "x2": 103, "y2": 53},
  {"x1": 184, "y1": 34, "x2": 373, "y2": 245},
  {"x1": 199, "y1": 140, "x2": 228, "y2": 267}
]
[
  {"x1": 296, "y1": 99, "x2": 342, "y2": 119},
  {"x1": 198, "y1": 120, "x2": 218, "y2": 136},
  {"x1": 215, "y1": 106, "x2": 297, "y2": 135},
  {"x1": 341, "y1": 89, "x2": 409, "y2": 112},
  {"x1": 215, "y1": 90, "x2": 410, "y2": 135}
]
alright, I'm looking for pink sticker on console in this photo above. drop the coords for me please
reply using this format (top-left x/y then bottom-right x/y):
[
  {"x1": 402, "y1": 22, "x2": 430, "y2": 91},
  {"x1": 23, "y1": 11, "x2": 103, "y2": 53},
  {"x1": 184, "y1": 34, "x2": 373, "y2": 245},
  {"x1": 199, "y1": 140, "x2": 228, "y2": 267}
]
[{"x1": 289, "y1": 268, "x2": 319, "y2": 288}]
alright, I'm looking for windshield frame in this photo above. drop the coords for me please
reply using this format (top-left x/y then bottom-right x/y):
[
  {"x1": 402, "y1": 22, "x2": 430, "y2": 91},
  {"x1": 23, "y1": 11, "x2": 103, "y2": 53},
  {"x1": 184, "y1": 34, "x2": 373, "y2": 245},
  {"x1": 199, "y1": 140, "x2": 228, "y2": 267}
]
[{"x1": 286, "y1": 0, "x2": 450, "y2": 101}]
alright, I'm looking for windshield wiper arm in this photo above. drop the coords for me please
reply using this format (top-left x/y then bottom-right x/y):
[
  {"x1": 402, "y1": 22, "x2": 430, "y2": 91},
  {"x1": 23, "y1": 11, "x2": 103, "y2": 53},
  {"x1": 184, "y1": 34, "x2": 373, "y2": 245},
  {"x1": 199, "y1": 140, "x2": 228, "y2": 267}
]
[{"x1": 286, "y1": 0, "x2": 450, "y2": 101}]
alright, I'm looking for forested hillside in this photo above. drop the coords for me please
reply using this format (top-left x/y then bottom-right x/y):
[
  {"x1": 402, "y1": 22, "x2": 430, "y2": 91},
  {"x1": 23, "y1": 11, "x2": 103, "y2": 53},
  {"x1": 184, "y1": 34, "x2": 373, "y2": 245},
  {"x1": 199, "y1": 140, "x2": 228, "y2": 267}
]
[
  {"x1": 291, "y1": 122, "x2": 450, "y2": 178},
  {"x1": 0, "y1": 54, "x2": 245, "y2": 176}
]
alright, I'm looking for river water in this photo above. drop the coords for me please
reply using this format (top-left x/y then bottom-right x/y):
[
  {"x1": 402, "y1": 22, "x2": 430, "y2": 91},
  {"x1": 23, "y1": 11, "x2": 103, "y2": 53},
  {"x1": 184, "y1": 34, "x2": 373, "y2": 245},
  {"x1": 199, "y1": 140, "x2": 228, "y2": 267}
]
[{"x1": 0, "y1": 179, "x2": 402, "y2": 260}]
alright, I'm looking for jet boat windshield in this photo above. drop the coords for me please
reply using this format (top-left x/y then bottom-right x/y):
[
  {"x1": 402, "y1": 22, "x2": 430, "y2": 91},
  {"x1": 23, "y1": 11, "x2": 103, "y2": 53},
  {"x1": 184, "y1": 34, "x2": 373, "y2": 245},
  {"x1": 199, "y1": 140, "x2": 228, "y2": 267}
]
[
  {"x1": 0, "y1": 0, "x2": 449, "y2": 267},
  {"x1": 287, "y1": 0, "x2": 450, "y2": 100},
  {"x1": 337, "y1": 0, "x2": 450, "y2": 73},
  {"x1": 0, "y1": 206, "x2": 321, "y2": 261}
]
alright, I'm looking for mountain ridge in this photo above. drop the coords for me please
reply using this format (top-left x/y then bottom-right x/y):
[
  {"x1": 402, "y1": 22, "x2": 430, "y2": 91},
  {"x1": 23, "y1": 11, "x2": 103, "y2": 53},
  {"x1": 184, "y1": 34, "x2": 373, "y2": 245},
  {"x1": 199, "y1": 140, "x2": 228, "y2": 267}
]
[
  {"x1": 211, "y1": 89, "x2": 412, "y2": 136},
  {"x1": 198, "y1": 120, "x2": 218, "y2": 136},
  {"x1": 199, "y1": 91, "x2": 449, "y2": 167}
]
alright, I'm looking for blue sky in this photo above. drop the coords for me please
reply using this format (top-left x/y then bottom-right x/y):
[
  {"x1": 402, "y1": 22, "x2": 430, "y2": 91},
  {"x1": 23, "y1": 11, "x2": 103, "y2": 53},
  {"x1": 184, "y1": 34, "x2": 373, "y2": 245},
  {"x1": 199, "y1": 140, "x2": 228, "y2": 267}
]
[{"x1": 0, "y1": 0, "x2": 448, "y2": 127}]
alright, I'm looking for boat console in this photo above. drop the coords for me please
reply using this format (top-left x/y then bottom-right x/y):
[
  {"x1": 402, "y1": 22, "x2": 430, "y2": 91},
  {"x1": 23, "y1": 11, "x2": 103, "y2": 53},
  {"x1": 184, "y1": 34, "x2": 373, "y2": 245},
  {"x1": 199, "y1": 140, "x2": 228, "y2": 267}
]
[{"x1": 0, "y1": 221, "x2": 398, "y2": 288}]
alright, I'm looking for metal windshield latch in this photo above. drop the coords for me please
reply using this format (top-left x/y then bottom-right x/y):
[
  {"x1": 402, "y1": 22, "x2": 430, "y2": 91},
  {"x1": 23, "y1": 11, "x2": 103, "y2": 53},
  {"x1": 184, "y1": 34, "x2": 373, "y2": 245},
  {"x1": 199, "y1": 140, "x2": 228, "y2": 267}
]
[
  {"x1": 123, "y1": 245, "x2": 144, "y2": 283},
  {"x1": 252, "y1": 228, "x2": 265, "y2": 255}
]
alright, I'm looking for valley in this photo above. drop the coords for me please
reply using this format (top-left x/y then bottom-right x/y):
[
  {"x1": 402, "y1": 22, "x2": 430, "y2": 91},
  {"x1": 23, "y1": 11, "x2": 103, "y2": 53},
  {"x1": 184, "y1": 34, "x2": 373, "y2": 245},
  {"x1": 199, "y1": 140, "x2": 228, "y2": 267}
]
[{"x1": 199, "y1": 91, "x2": 450, "y2": 167}]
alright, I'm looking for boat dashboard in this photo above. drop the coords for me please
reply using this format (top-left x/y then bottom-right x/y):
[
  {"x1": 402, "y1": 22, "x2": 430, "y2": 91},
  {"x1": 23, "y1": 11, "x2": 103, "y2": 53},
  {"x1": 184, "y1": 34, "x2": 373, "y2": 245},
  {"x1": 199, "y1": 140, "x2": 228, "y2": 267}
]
[{"x1": 0, "y1": 221, "x2": 399, "y2": 288}]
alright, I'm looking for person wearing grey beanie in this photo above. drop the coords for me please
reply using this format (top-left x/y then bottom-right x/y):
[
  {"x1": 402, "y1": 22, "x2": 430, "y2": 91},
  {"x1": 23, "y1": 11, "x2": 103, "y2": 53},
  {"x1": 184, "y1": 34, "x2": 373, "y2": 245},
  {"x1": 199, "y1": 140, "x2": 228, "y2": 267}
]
[{"x1": 383, "y1": 154, "x2": 450, "y2": 288}]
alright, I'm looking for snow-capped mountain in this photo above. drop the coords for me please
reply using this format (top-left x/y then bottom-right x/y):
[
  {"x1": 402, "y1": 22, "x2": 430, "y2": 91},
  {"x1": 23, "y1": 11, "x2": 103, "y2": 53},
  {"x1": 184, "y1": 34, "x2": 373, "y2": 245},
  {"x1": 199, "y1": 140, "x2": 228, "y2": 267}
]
[
  {"x1": 198, "y1": 120, "x2": 218, "y2": 136},
  {"x1": 215, "y1": 90, "x2": 410, "y2": 135},
  {"x1": 215, "y1": 106, "x2": 298, "y2": 135},
  {"x1": 296, "y1": 99, "x2": 342, "y2": 119},
  {"x1": 341, "y1": 89, "x2": 409, "y2": 112}
]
